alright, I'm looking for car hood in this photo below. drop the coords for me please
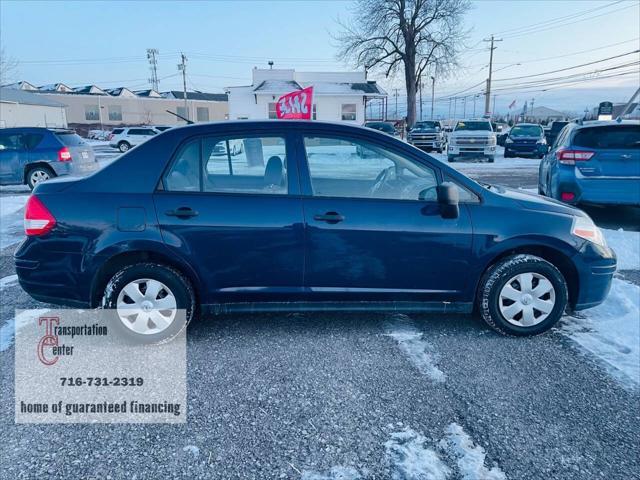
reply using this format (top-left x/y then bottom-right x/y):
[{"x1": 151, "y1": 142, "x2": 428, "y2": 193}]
[
  {"x1": 489, "y1": 185, "x2": 585, "y2": 217},
  {"x1": 450, "y1": 130, "x2": 494, "y2": 137}
]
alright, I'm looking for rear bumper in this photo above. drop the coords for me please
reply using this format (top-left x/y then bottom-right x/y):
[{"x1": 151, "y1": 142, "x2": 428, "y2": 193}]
[
  {"x1": 557, "y1": 172, "x2": 640, "y2": 206},
  {"x1": 572, "y1": 244, "x2": 616, "y2": 310}
]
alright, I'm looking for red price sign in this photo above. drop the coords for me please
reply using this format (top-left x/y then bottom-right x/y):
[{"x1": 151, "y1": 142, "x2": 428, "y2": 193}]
[{"x1": 276, "y1": 86, "x2": 313, "y2": 120}]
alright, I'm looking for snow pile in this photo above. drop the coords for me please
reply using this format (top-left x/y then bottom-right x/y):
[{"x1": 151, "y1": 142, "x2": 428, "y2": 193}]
[
  {"x1": 0, "y1": 309, "x2": 50, "y2": 352},
  {"x1": 0, "y1": 274, "x2": 18, "y2": 290},
  {"x1": 301, "y1": 466, "x2": 364, "y2": 480},
  {"x1": 439, "y1": 423, "x2": 506, "y2": 480},
  {"x1": 0, "y1": 195, "x2": 27, "y2": 217},
  {"x1": 562, "y1": 278, "x2": 640, "y2": 388},
  {"x1": 385, "y1": 428, "x2": 451, "y2": 480},
  {"x1": 0, "y1": 194, "x2": 28, "y2": 248},
  {"x1": 385, "y1": 314, "x2": 445, "y2": 383},
  {"x1": 603, "y1": 228, "x2": 639, "y2": 270}
]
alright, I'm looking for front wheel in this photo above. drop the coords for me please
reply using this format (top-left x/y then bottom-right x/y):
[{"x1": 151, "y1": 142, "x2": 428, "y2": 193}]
[
  {"x1": 102, "y1": 263, "x2": 195, "y2": 343},
  {"x1": 477, "y1": 254, "x2": 568, "y2": 336},
  {"x1": 447, "y1": 155, "x2": 455, "y2": 163},
  {"x1": 118, "y1": 141, "x2": 131, "y2": 153},
  {"x1": 487, "y1": 156, "x2": 495, "y2": 163}
]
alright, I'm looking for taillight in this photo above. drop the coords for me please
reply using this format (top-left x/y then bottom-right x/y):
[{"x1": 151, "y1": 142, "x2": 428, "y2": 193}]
[
  {"x1": 58, "y1": 146, "x2": 72, "y2": 162},
  {"x1": 24, "y1": 196, "x2": 56, "y2": 236},
  {"x1": 556, "y1": 148, "x2": 594, "y2": 165}
]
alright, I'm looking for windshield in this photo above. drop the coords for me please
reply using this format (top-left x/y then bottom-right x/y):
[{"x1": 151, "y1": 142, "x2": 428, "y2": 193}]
[
  {"x1": 413, "y1": 122, "x2": 439, "y2": 129},
  {"x1": 455, "y1": 121, "x2": 492, "y2": 132},
  {"x1": 510, "y1": 125, "x2": 543, "y2": 137}
]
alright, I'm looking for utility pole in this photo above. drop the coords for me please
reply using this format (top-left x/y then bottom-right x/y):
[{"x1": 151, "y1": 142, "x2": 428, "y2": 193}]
[
  {"x1": 178, "y1": 53, "x2": 188, "y2": 120},
  {"x1": 146, "y1": 48, "x2": 159, "y2": 91},
  {"x1": 462, "y1": 96, "x2": 467, "y2": 117},
  {"x1": 419, "y1": 79, "x2": 423, "y2": 121},
  {"x1": 453, "y1": 97, "x2": 457, "y2": 119},
  {"x1": 430, "y1": 76, "x2": 435, "y2": 120},
  {"x1": 394, "y1": 88, "x2": 399, "y2": 120},
  {"x1": 483, "y1": 35, "x2": 502, "y2": 117},
  {"x1": 530, "y1": 97, "x2": 535, "y2": 120},
  {"x1": 492, "y1": 95, "x2": 497, "y2": 118}
]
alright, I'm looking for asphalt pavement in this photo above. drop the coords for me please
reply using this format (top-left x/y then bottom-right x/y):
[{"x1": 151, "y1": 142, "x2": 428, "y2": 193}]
[{"x1": 0, "y1": 146, "x2": 638, "y2": 479}]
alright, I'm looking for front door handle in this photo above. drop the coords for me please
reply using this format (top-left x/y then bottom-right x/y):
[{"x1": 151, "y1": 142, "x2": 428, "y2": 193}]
[
  {"x1": 313, "y1": 212, "x2": 345, "y2": 224},
  {"x1": 165, "y1": 207, "x2": 198, "y2": 219}
]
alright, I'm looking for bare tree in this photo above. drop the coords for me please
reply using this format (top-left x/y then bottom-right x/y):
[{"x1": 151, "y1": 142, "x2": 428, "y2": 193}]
[
  {"x1": 337, "y1": 0, "x2": 470, "y2": 126},
  {"x1": 0, "y1": 47, "x2": 19, "y2": 85}
]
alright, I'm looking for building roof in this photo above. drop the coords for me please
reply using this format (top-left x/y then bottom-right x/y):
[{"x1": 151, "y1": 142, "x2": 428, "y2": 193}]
[
  {"x1": 253, "y1": 80, "x2": 303, "y2": 93},
  {"x1": 251, "y1": 79, "x2": 386, "y2": 97},
  {"x1": 529, "y1": 106, "x2": 566, "y2": 118},
  {"x1": 163, "y1": 91, "x2": 228, "y2": 101},
  {"x1": 0, "y1": 87, "x2": 65, "y2": 107},
  {"x1": 133, "y1": 89, "x2": 163, "y2": 98},
  {"x1": 73, "y1": 85, "x2": 107, "y2": 95}
]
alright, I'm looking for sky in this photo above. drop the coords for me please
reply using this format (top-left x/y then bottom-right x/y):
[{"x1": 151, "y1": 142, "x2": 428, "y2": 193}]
[{"x1": 1, "y1": 0, "x2": 639, "y2": 117}]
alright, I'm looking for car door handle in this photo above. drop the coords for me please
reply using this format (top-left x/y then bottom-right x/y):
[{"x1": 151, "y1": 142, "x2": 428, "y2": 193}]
[
  {"x1": 621, "y1": 154, "x2": 632, "y2": 159},
  {"x1": 165, "y1": 207, "x2": 198, "y2": 219},
  {"x1": 313, "y1": 212, "x2": 345, "y2": 224}
]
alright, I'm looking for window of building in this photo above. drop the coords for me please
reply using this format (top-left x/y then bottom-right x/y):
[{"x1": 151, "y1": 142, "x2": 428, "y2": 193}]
[
  {"x1": 312, "y1": 104, "x2": 317, "y2": 120},
  {"x1": 108, "y1": 105, "x2": 122, "y2": 121},
  {"x1": 268, "y1": 103, "x2": 278, "y2": 119},
  {"x1": 84, "y1": 105, "x2": 99, "y2": 121},
  {"x1": 196, "y1": 107, "x2": 210, "y2": 122},
  {"x1": 176, "y1": 106, "x2": 188, "y2": 120},
  {"x1": 341, "y1": 104, "x2": 357, "y2": 121},
  {"x1": 303, "y1": 136, "x2": 437, "y2": 201}
]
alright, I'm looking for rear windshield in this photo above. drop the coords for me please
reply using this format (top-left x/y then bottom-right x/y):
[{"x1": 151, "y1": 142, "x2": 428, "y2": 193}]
[
  {"x1": 510, "y1": 125, "x2": 543, "y2": 137},
  {"x1": 455, "y1": 121, "x2": 492, "y2": 132},
  {"x1": 573, "y1": 125, "x2": 640, "y2": 150},
  {"x1": 55, "y1": 132, "x2": 86, "y2": 146}
]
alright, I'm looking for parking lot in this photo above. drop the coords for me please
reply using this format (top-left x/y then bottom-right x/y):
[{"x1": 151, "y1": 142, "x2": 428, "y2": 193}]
[{"x1": 1, "y1": 146, "x2": 638, "y2": 479}]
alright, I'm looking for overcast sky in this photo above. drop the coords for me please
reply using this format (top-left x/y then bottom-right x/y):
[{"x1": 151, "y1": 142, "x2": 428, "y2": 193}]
[{"x1": 1, "y1": 0, "x2": 638, "y2": 115}]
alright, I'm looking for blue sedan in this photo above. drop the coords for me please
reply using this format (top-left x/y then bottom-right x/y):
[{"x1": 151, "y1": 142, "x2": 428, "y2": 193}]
[
  {"x1": 15, "y1": 120, "x2": 616, "y2": 340},
  {"x1": 539, "y1": 121, "x2": 640, "y2": 206},
  {"x1": 504, "y1": 123, "x2": 548, "y2": 159}
]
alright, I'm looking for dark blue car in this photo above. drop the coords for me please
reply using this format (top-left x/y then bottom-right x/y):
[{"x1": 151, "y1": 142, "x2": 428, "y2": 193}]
[
  {"x1": 15, "y1": 121, "x2": 616, "y2": 341},
  {"x1": 504, "y1": 123, "x2": 548, "y2": 159},
  {"x1": 539, "y1": 121, "x2": 640, "y2": 206},
  {"x1": 0, "y1": 127, "x2": 98, "y2": 189}
]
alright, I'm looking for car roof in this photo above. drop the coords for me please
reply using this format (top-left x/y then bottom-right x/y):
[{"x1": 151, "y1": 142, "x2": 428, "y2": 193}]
[
  {"x1": 512, "y1": 123, "x2": 540, "y2": 127},
  {"x1": 0, "y1": 127, "x2": 73, "y2": 134},
  {"x1": 574, "y1": 119, "x2": 640, "y2": 130}
]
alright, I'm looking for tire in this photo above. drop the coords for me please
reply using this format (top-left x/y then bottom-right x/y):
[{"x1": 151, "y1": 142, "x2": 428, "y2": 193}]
[
  {"x1": 487, "y1": 156, "x2": 495, "y2": 163},
  {"x1": 118, "y1": 141, "x2": 131, "y2": 153},
  {"x1": 26, "y1": 165, "x2": 55, "y2": 190},
  {"x1": 477, "y1": 254, "x2": 568, "y2": 336},
  {"x1": 504, "y1": 151, "x2": 512, "y2": 158},
  {"x1": 447, "y1": 155, "x2": 455, "y2": 163},
  {"x1": 102, "y1": 263, "x2": 195, "y2": 344},
  {"x1": 437, "y1": 149, "x2": 443, "y2": 154}
]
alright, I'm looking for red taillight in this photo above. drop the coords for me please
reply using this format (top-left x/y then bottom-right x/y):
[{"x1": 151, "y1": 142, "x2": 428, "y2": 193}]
[
  {"x1": 556, "y1": 148, "x2": 594, "y2": 165},
  {"x1": 24, "y1": 196, "x2": 56, "y2": 236},
  {"x1": 561, "y1": 192, "x2": 575, "y2": 202},
  {"x1": 58, "y1": 146, "x2": 72, "y2": 162}
]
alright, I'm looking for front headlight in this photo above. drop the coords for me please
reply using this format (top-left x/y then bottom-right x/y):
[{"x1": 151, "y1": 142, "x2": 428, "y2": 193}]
[
  {"x1": 537, "y1": 138, "x2": 547, "y2": 145},
  {"x1": 572, "y1": 216, "x2": 606, "y2": 247},
  {"x1": 505, "y1": 137, "x2": 514, "y2": 144},
  {"x1": 488, "y1": 136, "x2": 496, "y2": 146}
]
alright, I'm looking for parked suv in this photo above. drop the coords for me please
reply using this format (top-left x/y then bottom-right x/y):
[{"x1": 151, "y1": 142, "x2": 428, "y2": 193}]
[
  {"x1": 504, "y1": 123, "x2": 548, "y2": 159},
  {"x1": 16, "y1": 121, "x2": 615, "y2": 342},
  {"x1": 447, "y1": 120, "x2": 497, "y2": 162},
  {"x1": 408, "y1": 121, "x2": 444, "y2": 152},
  {"x1": 0, "y1": 127, "x2": 98, "y2": 189},
  {"x1": 108, "y1": 127, "x2": 158, "y2": 153},
  {"x1": 539, "y1": 120, "x2": 640, "y2": 206}
]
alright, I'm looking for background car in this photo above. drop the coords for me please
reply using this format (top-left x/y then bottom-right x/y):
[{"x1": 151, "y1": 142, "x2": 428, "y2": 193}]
[
  {"x1": 407, "y1": 121, "x2": 444, "y2": 152},
  {"x1": 363, "y1": 121, "x2": 398, "y2": 136},
  {"x1": 108, "y1": 127, "x2": 158, "y2": 152},
  {"x1": 504, "y1": 123, "x2": 548, "y2": 158},
  {"x1": 447, "y1": 119, "x2": 497, "y2": 162},
  {"x1": 539, "y1": 120, "x2": 640, "y2": 206},
  {"x1": 151, "y1": 125, "x2": 172, "y2": 132},
  {"x1": 0, "y1": 127, "x2": 98, "y2": 189},
  {"x1": 545, "y1": 120, "x2": 570, "y2": 147}
]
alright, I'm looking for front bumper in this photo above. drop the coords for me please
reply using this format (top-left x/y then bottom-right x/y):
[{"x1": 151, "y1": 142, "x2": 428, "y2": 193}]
[
  {"x1": 448, "y1": 145, "x2": 496, "y2": 157},
  {"x1": 409, "y1": 136, "x2": 443, "y2": 149},
  {"x1": 572, "y1": 243, "x2": 616, "y2": 310}
]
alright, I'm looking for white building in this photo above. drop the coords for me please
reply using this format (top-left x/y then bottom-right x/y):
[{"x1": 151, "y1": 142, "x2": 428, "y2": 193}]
[
  {"x1": 0, "y1": 87, "x2": 67, "y2": 128},
  {"x1": 227, "y1": 69, "x2": 387, "y2": 123}
]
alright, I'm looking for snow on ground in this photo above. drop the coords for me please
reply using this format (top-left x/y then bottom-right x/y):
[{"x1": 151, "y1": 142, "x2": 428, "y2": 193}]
[
  {"x1": 0, "y1": 195, "x2": 27, "y2": 217},
  {"x1": 385, "y1": 428, "x2": 451, "y2": 480},
  {"x1": 0, "y1": 274, "x2": 18, "y2": 290},
  {"x1": 439, "y1": 423, "x2": 506, "y2": 480},
  {"x1": 0, "y1": 308, "x2": 49, "y2": 352},
  {"x1": 384, "y1": 314, "x2": 445, "y2": 383},
  {"x1": 0, "y1": 194, "x2": 28, "y2": 248},
  {"x1": 604, "y1": 228, "x2": 640, "y2": 270}
]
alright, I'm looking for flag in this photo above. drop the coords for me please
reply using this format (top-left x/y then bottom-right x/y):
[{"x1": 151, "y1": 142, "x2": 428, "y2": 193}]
[
  {"x1": 276, "y1": 86, "x2": 314, "y2": 120},
  {"x1": 508, "y1": 100, "x2": 516, "y2": 109}
]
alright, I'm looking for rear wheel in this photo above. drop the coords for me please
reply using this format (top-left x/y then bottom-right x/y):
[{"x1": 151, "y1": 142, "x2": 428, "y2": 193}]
[
  {"x1": 477, "y1": 254, "x2": 568, "y2": 336},
  {"x1": 27, "y1": 165, "x2": 54, "y2": 190},
  {"x1": 102, "y1": 263, "x2": 195, "y2": 343},
  {"x1": 487, "y1": 156, "x2": 495, "y2": 163},
  {"x1": 118, "y1": 141, "x2": 131, "y2": 153}
]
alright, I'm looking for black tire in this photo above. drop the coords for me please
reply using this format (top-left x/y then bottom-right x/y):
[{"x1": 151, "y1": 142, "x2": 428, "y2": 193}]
[
  {"x1": 26, "y1": 165, "x2": 55, "y2": 190},
  {"x1": 504, "y1": 151, "x2": 512, "y2": 158},
  {"x1": 118, "y1": 141, "x2": 131, "y2": 153},
  {"x1": 437, "y1": 149, "x2": 443, "y2": 154},
  {"x1": 477, "y1": 254, "x2": 568, "y2": 336},
  {"x1": 447, "y1": 155, "x2": 455, "y2": 163},
  {"x1": 487, "y1": 156, "x2": 495, "y2": 163},
  {"x1": 102, "y1": 263, "x2": 195, "y2": 344}
]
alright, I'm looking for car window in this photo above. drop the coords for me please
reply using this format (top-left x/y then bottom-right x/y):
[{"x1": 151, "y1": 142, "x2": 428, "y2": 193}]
[
  {"x1": 573, "y1": 126, "x2": 640, "y2": 150},
  {"x1": 129, "y1": 129, "x2": 155, "y2": 135},
  {"x1": 164, "y1": 141, "x2": 201, "y2": 192},
  {"x1": 553, "y1": 126, "x2": 571, "y2": 150},
  {"x1": 55, "y1": 132, "x2": 86, "y2": 146},
  {"x1": 303, "y1": 136, "x2": 438, "y2": 201},
  {"x1": 0, "y1": 133, "x2": 25, "y2": 151},
  {"x1": 455, "y1": 121, "x2": 492, "y2": 132},
  {"x1": 510, "y1": 125, "x2": 543, "y2": 137},
  {"x1": 112, "y1": 128, "x2": 124, "y2": 135},
  {"x1": 24, "y1": 134, "x2": 44, "y2": 150},
  {"x1": 444, "y1": 176, "x2": 480, "y2": 203}
]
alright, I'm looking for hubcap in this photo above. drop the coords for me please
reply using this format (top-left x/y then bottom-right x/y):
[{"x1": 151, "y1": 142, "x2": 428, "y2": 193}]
[
  {"x1": 30, "y1": 170, "x2": 50, "y2": 185},
  {"x1": 116, "y1": 279, "x2": 177, "y2": 335},
  {"x1": 498, "y1": 272, "x2": 556, "y2": 327}
]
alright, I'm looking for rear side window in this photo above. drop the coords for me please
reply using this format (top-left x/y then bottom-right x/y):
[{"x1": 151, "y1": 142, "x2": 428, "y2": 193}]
[
  {"x1": 112, "y1": 128, "x2": 124, "y2": 135},
  {"x1": 24, "y1": 134, "x2": 44, "y2": 149},
  {"x1": 129, "y1": 128, "x2": 156, "y2": 135},
  {"x1": 573, "y1": 126, "x2": 640, "y2": 150},
  {"x1": 55, "y1": 132, "x2": 85, "y2": 146}
]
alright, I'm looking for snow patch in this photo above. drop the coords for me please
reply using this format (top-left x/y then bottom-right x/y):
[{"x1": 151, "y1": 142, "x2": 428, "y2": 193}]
[
  {"x1": 439, "y1": 423, "x2": 506, "y2": 480},
  {"x1": 0, "y1": 274, "x2": 18, "y2": 290},
  {"x1": 385, "y1": 314, "x2": 445, "y2": 383},
  {"x1": 603, "y1": 228, "x2": 639, "y2": 270},
  {"x1": 182, "y1": 445, "x2": 200, "y2": 457},
  {"x1": 0, "y1": 309, "x2": 50, "y2": 352},
  {"x1": 301, "y1": 466, "x2": 364, "y2": 480},
  {"x1": 0, "y1": 195, "x2": 27, "y2": 217},
  {"x1": 385, "y1": 428, "x2": 451, "y2": 480},
  {"x1": 562, "y1": 278, "x2": 640, "y2": 388},
  {"x1": 0, "y1": 194, "x2": 28, "y2": 248}
]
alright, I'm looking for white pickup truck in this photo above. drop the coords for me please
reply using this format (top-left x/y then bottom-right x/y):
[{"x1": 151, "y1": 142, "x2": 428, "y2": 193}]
[{"x1": 447, "y1": 119, "x2": 497, "y2": 163}]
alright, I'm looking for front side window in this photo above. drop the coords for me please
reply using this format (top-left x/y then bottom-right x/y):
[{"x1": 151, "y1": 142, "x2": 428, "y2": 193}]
[
  {"x1": 108, "y1": 105, "x2": 122, "y2": 121},
  {"x1": 303, "y1": 136, "x2": 437, "y2": 201},
  {"x1": 84, "y1": 105, "x2": 99, "y2": 121},
  {"x1": 164, "y1": 136, "x2": 288, "y2": 195},
  {"x1": 341, "y1": 104, "x2": 357, "y2": 121},
  {"x1": 196, "y1": 107, "x2": 209, "y2": 122}
]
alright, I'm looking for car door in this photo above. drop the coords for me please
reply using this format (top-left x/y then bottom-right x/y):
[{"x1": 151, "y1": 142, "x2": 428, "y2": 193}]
[
  {"x1": 298, "y1": 133, "x2": 474, "y2": 305},
  {"x1": 0, "y1": 132, "x2": 25, "y2": 184},
  {"x1": 153, "y1": 131, "x2": 305, "y2": 305}
]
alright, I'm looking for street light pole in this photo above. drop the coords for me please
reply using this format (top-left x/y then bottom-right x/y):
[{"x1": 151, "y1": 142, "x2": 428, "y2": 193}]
[{"x1": 430, "y1": 76, "x2": 435, "y2": 120}]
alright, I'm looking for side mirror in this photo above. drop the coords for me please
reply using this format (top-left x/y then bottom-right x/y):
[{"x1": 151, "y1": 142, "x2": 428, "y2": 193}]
[{"x1": 437, "y1": 182, "x2": 459, "y2": 219}]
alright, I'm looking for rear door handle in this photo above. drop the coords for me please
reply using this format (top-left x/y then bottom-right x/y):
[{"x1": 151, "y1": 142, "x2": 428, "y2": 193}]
[
  {"x1": 313, "y1": 212, "x2": 345, "y2": 224},
  {"x1": 165, "y1": 207, "x2": 198, "y2": 219}
]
